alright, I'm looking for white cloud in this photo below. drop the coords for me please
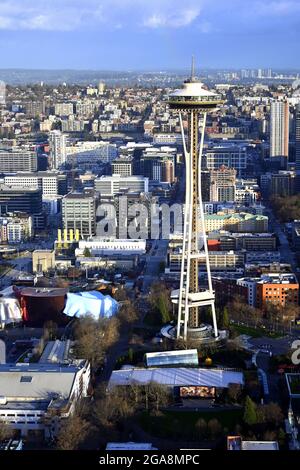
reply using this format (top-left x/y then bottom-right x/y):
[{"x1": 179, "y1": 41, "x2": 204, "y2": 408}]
[
  {"x1": 0, "y1": 0, "x2": 202, "y2": 31},
  {"x1": 198, "y1": 21, "x2": 213, "y2": 34},
  {"x1": 143, "y1": 7, "x2": 201, "y2": 28},
  {"x1": 254, "y1": 0, "x2": 300, "y2": 14},
  {"x1": 0, "y1": 0, "x2": 298, "y2": 32}
]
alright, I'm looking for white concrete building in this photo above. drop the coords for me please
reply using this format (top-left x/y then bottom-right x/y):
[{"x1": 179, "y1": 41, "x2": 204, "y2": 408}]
[
  {"x1": 95, "y1": 175, "x2": 149, "y2": 196},
  {"x1": 66, "y1": 141, "x2": 117, "y2": 165},
  {"x1": 54, "y1": 102, "x2": 74, "y2": 116},
  {"x1": 4, "y1": 172, "x2": 67, "y2": 197},
  {"x1": 237, "y1": 277, "x2": 259, "y2": 307},
  {"x1": 153, "y1": 133, "x2": 183, "y2": 146},
  {"x1": 49, "y1": 131, "x2": 67, "y2": 169},
  {"x1": 0, "y1": 150, "x2": 37, "y2": 173},
  {"x1": 76, "y1": 238, "x2": 146, "y2": 256},
  {"x1": 0, "y1": 214, "x2": 33, "y2": 244},
  {"x1": 0, "y1": 361, "x2": 90, "y2": 438},
  {"x1": 270, "y1": 100, "x2": 289, "y2": 158}
]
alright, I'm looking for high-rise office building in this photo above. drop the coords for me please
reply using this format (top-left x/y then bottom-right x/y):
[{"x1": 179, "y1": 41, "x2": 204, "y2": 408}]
[
  {"x1": 4, "y1": 172, "x2": 68, "y2": 197},
  {"x1": 98, "y1": 82, "x2": 105, "y2": 95},
  {"x1": 54, "y1": 103, "x2": 74, "y2": 116},
  {"x1": 0, "y1": 150, "x2": 37, "y2": 173},
  {"x1": 111, "y1": 159, "x2": 133, "y2": 177},
  {"x1": 0, "y1": 186, "x2": 42, "y2": 215},
  {"x1": 295, "y1": 104, "x2": 300, "y2": 172},
  {"x1": 49, "y1": 131, "x2": 67, "y2": 170},
  {"x1": 204, "y1": 146, "x2": 247, "y2": 175},
  {"x1": 62, "y1": 190, "x2": 98, "y2": 239},
  {"x1": 94, "y1": 175, "x2": 149, "y2": 197},
  {"x1": 0, "y1": 80, "x2": 5, "y2": 105},
  {"x1": 210, "y1": 166, "x2": 236, "y2": 202},
  {"x1": 270, "y1": 101, "x2": 289, "y2": 158},
  {"x1": 24, "y1": 101, "x2": 46, "y2": 117},
  {"x1": 161, "y1": 159, "x2": 175, "y2": 184}
]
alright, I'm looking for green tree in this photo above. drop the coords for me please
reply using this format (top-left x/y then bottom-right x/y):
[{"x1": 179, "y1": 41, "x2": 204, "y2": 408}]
[
  {"x1": 278, "y1": 428, "x2": 286, "y2": 446},
  {"x1": 128, "y1": 348, "x2": 134, "y2": 363},
  {"x1": 157, "y1": 295, "x2": 170, "y2": 324},
  {"x1": 149, "y1": 282, "x2": 172, "y2": 325},
  {"x1": 83, "y1": 247, "x2": 92, "y2": 257},
  {"x1": 223, "y1": 306, "x2": 230, "y2": 329},
  {"x1": 243, "y1": 395, "x2": 258, "y2": 426}
]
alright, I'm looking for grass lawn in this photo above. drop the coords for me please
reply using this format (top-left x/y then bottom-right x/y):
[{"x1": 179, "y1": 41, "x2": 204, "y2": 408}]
[
  {"x1": 233, "y1": 324, "x2": 283, "y2": 339},
  {"x1": 139, "y1": 408, "x2": 243, "y2": 440},
  {"x1": 288, "y1": 375, "x2": 300, "y2": 394}
]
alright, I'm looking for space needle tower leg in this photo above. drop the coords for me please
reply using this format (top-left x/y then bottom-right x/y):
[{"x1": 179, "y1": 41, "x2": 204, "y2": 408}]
[
  {"x1": 198, "y1": 113, "x2": 218, "y2": 338},
  {"x1": 177, "y1": 112, "x2": 190, "y2": 339}
]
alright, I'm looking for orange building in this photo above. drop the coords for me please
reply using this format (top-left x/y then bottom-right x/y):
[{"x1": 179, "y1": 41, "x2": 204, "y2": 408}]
[
  {"x1": 207, "y1": 239, "x2": 221, "y2": 251},
  {"x1": 256, "y1": 274, "x2": 299, "y2": 310}
]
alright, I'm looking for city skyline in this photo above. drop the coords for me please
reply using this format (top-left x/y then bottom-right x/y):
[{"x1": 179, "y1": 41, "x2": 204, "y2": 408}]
[{"x1": 0, "y1": 0, "x2": 299, "y2": 70}]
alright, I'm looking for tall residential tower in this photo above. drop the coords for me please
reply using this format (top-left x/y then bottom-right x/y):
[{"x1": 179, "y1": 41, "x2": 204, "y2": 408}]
[
  {"x1": 270, "y1": 101, "x2": 289, "y2": 158},
  {"x1": 49, "y1": 130, "x2": 67, "y2": 170}
]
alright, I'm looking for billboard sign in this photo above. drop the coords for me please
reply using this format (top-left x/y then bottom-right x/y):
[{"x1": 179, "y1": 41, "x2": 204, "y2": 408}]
[{"x1": 179, "y1": 386, "x2": 216, "y2": 398}]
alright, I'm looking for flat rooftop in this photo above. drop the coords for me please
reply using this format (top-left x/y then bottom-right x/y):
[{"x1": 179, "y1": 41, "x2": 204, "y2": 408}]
[
  {"x1": 109, "y1": 367, "x2": 244, "y2": 389},
  {"x1": 63, "y1": 192, "x2": 94, "y2": 199},
  {"x1": 20, "y1": 287, "x2": 68, "y2": 297},
  {"x1": 0, "y1": 363, "x2": 85, "y2": 400},
  {"x1": 241, "y1": 441, "x2": 279, "y2": 451},
  {"x1": 258, "y1": 274, "x2": 298, "y2": 285},
  {"x1": 106, "y1": 442, "x2": 156, "y2": 450}
]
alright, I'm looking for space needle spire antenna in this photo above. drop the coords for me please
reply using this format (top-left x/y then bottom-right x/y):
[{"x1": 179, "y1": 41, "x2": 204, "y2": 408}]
[
  {"x1": 167, "y1": 60, "x2": 225, "y2": 342},
  {"x1": 191, "y1": 55, "x2": 195, "y2": 81}
]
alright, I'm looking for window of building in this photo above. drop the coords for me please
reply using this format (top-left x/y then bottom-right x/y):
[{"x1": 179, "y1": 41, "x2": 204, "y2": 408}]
[{"x1": 20, "y1": 376, "x2": 33, "y2": 383}]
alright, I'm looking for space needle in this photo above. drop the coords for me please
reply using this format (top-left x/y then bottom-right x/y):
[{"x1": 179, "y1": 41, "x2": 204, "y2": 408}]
[{"x1": 167, "y1": 59, "x2": 225, "y2": 342}]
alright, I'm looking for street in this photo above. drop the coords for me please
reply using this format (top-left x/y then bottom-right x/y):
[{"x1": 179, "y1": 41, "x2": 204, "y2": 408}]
[{"x1": 141, "y1": 239, "x2": 169, "y2": 294}]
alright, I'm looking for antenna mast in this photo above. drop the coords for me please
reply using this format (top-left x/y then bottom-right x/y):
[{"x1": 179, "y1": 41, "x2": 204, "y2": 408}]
[{"x1": 191, "y1": 56, "x2": 195, "y2": 81}]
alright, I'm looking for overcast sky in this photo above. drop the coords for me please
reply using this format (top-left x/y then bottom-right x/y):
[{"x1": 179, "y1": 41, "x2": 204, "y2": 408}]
[{"x1": 0, "y1": 0, "x2": 299, "y2": 69}]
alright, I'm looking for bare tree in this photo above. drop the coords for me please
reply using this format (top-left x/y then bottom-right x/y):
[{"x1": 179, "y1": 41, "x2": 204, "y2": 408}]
[
  {"x1": 102, "y1": 317, "x2": 120, "y2": 350},
  {"x1": 257, "y1": 402, "x2": 284, "y2": 426},
  {"x1": 195, "y1": 418, "x2": 207, "y2": 439},
  {"x1": 227, "y1": 383, "x2": 242, "y2": 403},
  {"x1": 56, "y1": 415, "x2": 90, "y2": 450},
  {"x1": 207, "y1": 419, "x2": 222, "y2": 438},
  {"x1": 263, "y1": 430, "x2": 277, "y2": 442},
  {"x1": 73, "y1": 315, "x2": 120, "y2": 368},
  {"x1": 93, "y1": 385, "x2": 137, "y2": 428},
  {"x1": 43, "y1": 320, "x2": 58, "y2": 341},
  {"x1": 148, "y1": 382, "x2": 171, "y2": 411},
  {"x1": 118, "y1": 300, "x2": 139, "y2": 328}
]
